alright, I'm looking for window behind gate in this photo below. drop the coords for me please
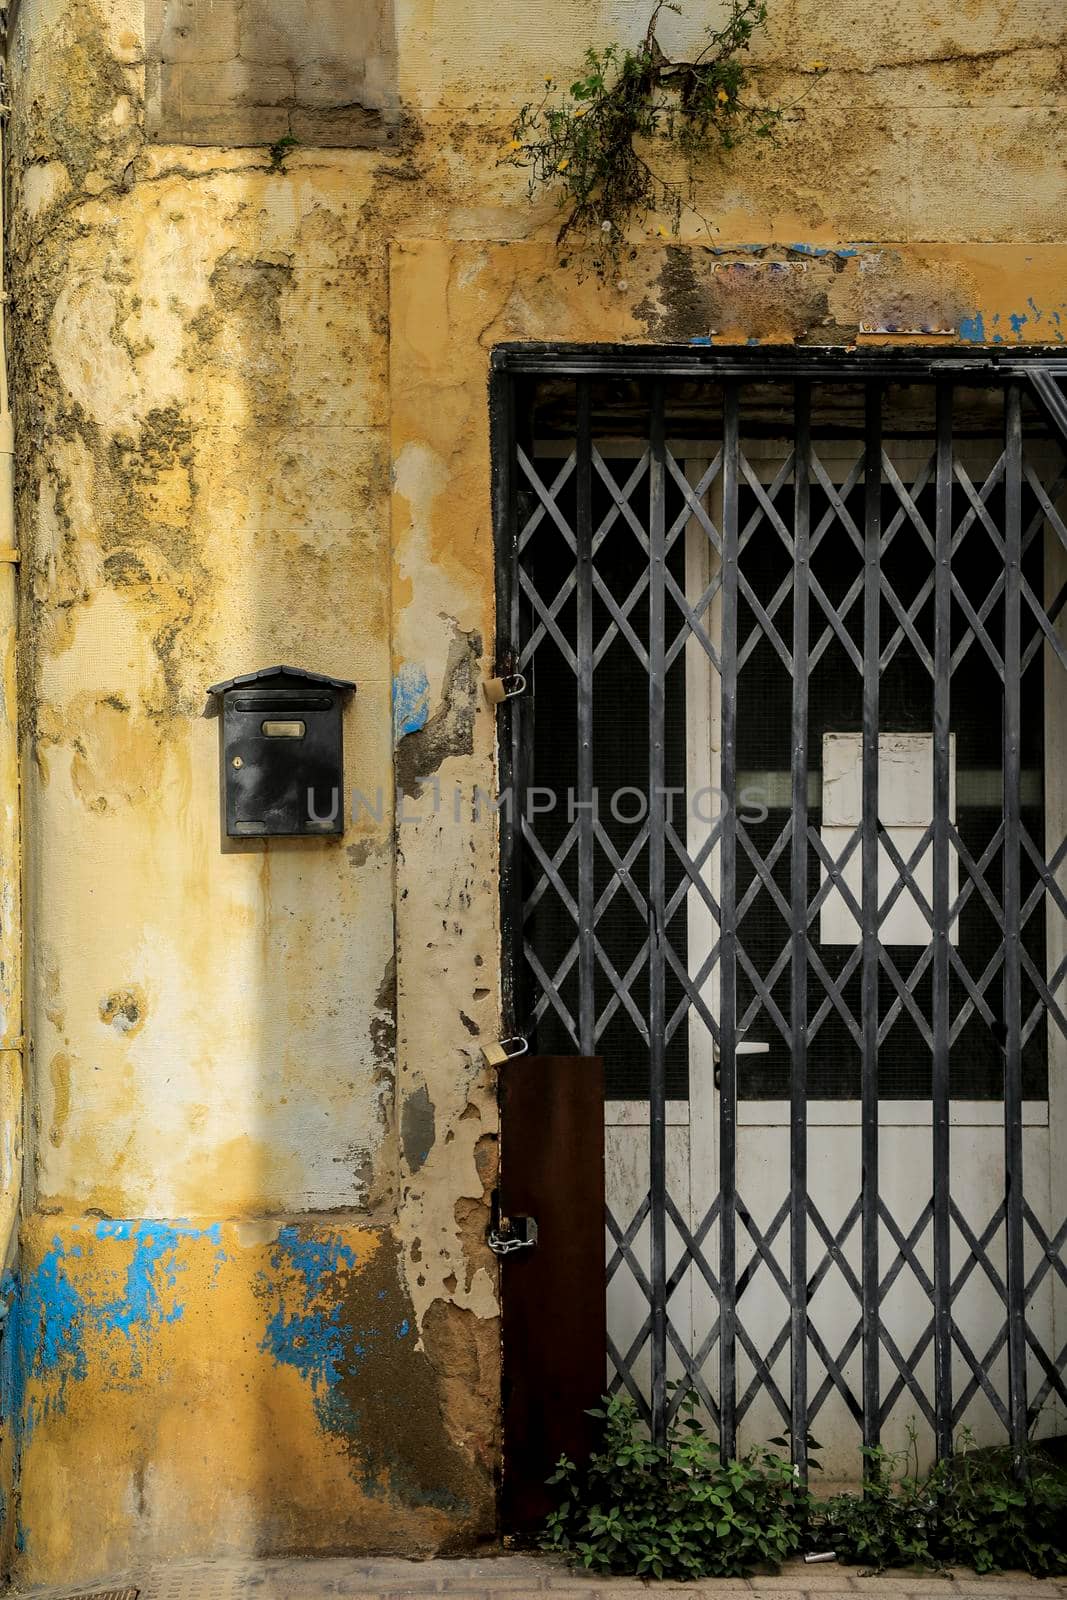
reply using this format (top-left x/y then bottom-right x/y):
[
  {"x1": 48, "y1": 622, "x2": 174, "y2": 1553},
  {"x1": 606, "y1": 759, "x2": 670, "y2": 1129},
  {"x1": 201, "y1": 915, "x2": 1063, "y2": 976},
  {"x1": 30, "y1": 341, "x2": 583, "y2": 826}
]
[{"x1": 501, "y1": 373, "x2": 1061, "y2": 1105}]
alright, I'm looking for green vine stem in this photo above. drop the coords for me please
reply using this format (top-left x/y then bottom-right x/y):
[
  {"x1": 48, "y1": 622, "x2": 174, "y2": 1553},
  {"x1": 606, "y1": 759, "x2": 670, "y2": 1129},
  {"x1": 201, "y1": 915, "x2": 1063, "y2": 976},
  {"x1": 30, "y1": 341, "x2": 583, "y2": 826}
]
[{"x1": 505, "y1": 0, "x2": 826, "y2": 269}]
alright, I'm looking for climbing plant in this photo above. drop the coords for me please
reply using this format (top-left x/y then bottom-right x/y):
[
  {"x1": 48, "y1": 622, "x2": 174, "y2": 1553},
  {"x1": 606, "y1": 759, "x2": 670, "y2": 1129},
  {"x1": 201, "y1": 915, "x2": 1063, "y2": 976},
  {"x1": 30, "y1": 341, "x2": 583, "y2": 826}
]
[{"x1": 506, "y1": 0, "x2": 824, "y2": 268}]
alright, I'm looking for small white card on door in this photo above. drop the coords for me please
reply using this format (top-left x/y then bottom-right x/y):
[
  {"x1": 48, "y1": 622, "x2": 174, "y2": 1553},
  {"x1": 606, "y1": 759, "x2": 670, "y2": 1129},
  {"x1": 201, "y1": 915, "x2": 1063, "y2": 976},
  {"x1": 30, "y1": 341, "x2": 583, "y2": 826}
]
[{"x1": 820, "y1": 732, "x2": 958, "y2": 946}]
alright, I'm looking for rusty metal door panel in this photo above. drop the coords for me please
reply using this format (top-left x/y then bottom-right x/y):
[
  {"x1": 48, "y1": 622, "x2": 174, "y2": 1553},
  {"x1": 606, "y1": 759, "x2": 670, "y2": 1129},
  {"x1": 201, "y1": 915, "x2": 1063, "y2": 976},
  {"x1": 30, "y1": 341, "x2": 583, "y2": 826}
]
[{"x1": 499, "y1": 1055, "x2": 605, "y2": 1533}]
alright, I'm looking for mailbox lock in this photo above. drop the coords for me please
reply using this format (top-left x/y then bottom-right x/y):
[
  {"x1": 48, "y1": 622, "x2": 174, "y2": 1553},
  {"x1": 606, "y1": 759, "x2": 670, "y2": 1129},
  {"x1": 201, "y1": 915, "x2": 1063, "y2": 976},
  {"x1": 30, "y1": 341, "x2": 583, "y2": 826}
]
[{"x1": 232, "y1": 756, "x2": 243, "y2": 769}]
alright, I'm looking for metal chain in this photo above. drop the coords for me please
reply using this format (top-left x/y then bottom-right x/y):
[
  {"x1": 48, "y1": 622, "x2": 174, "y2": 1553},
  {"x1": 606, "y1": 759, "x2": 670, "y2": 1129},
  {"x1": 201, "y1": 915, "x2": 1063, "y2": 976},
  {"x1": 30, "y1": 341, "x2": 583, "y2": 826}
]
[{"x1": 486, "y1": 1228, "x2": 536, "y2": 1257}]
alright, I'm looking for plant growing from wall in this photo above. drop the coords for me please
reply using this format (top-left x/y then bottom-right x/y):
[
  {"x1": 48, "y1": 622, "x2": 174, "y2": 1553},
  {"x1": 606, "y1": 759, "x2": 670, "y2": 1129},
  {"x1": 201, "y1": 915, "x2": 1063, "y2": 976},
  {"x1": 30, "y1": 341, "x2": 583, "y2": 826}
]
[
  {"x1": 268, "y1": 133, "x2": 300, "y2": 169},
  {"x1": 506, "y1": 0, "x2": 824, "y2": 268}
]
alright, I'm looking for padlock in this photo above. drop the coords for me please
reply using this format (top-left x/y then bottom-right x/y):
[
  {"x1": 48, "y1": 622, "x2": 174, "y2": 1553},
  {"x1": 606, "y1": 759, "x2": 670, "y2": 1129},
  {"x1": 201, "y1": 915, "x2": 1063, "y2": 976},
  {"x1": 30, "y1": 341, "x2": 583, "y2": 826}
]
[
  {"x1": 483, "y1": 673, "x2": 528, "y2": 705},
  {"x1": 480, "y1": 1036, "x2": 529, "y2": 1067}
]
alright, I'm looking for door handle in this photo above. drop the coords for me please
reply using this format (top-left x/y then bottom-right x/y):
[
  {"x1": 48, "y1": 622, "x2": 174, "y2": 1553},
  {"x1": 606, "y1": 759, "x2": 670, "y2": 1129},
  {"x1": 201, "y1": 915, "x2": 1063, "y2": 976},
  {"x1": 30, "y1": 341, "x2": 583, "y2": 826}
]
[{"x1": 713, "y1": 1038, "x2": 770, "y2": 1089}]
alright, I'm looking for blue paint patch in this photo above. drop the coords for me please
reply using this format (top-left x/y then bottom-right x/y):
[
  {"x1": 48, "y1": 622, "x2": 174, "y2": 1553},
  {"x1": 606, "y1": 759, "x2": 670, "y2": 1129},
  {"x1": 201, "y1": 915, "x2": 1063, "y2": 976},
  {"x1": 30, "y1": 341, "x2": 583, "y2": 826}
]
[
  {"x1": 0, "y1": 1222, "x2": 229, "y2": 1448},
  {"x1": 269, "y1": 1226, "x2": 358, "y2": 1296},
  {"x1": 263, "y1": 1301, "x2": 349, "y2": 1393},
  {"x1": 703, "y1": 242, "x2": 861, "y2": 259},
  {"x1": 1009, "y1": 312, "x2": 1028, "y2": 337},
  {"x1": 256, "y1": 1227, "x2": 465, "y2": 1513},
  {"x1": 258, "y1": 1234, "x2": 402, "y2": 1455},
  {"x1": 785, "y1": 242, "x2": 860, "y2": 258},
  {"x1": 93, "y1": 1220, "x2": 223, "y2": 1339},
  {"x1": 958, "y1": 313, "x2": 986, "y2": 343},
  {"x1": 258, "y1": 1228, "x2": 365, "y2": 1434},
  {"x1": 393, "y1": 665, "x2": 430, "y2": 739},
  {"x1": 2, "y1": 1239, "x2": 86, "y2": 1442},
  {"x1": 259, "y1": 1228, "x2": 360, "y2": 1399}
]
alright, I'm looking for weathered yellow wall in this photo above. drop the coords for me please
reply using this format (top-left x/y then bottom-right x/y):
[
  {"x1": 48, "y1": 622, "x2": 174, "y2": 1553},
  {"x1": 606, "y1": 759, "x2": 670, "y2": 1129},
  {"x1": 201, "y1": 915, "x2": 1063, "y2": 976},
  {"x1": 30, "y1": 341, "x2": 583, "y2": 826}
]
[
  {"x1": 2, "y1": 0, "x2": 1066, "y2": 1586},
  {"x1": 11, "y1": 1215, "x2": 497, "y2": 1574}
]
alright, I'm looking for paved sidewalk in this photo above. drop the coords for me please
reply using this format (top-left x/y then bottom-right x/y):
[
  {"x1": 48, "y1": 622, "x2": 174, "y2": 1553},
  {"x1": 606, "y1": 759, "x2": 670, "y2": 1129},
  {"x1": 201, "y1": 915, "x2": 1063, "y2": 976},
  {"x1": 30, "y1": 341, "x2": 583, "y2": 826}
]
[{"x1": 9, "y1": 1555, "x2": 1067, "y2": 1600}]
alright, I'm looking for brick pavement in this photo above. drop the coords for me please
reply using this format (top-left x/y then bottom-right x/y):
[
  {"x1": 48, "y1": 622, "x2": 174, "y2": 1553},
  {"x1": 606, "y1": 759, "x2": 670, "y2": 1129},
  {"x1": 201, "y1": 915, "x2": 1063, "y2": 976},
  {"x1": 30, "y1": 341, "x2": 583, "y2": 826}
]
[{"x1": 9, "y1": 1554, "x2": 1067, "y2": 1600}]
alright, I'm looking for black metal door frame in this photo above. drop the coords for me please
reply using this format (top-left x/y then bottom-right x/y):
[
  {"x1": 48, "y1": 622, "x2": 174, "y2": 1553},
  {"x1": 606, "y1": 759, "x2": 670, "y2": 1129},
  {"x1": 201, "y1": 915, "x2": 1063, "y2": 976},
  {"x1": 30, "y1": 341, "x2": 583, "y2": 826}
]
[{"x1": 491, "y1": 346, "x2": 1067, "y2": 1470}]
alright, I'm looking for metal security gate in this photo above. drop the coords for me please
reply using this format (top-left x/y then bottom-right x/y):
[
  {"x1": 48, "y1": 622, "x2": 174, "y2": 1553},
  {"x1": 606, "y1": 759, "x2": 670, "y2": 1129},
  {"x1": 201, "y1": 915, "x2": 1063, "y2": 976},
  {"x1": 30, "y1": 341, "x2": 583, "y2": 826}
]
[{"x1": 491, "y1": 349, "x2": 1067, "y2": 1477}]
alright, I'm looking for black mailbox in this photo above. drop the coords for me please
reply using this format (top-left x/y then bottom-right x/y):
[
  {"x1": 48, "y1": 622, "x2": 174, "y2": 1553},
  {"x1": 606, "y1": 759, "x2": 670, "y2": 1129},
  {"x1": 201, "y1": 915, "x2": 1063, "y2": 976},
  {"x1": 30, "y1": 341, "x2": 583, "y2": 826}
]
[{"x1": 207, "y1": 665, "x2": 356, "y2": 838}]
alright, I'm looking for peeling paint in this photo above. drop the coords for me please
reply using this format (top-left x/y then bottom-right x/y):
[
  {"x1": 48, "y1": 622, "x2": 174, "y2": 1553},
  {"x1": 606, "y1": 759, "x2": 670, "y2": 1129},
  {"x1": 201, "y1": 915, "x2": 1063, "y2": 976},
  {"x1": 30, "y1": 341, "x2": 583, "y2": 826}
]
[
  {"x1": 394, "y1": 625, "x2": 481, "y2": 798},
  {"x1": 255, "y1": 1223, "x2": 487, "y2": 1515},
  {"x1": 401, "y1": 1084, "x2": 436, "y2": 1174},
  {"x1": 99, "y1": 988, "x2": 146, "y2": 1036},
  {"x1": 634, "y1": 246, "x2": 838, "y2": 341},
  {"x1": 786, "y1": 242, "x2": 860, "y2": 259},
  {"x1": 959, "y1": 311, "x2": 987, "y2": 341},
  {"x1": 393, "y1": 664, "x2": 430, "y2": 738}
]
